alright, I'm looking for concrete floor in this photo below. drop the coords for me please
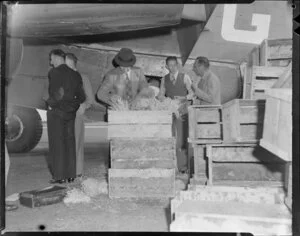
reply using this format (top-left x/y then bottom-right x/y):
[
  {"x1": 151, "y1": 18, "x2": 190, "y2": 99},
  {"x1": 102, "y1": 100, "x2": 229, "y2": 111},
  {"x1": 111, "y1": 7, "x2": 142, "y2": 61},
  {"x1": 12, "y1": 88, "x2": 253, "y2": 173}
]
[{"x1": 4, "y1": 131, "x2": 172, "y2": 232}]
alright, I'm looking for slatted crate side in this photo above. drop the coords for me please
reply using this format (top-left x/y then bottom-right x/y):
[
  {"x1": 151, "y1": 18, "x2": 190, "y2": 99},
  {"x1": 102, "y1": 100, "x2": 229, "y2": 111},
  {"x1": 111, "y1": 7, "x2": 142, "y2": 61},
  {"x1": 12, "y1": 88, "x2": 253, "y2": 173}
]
[
  {"x1": 211, "y1": 163, "x2": 286, "y2": 182},
  {"x1": 210, "y1": 145, "x2": 286, "y2": 163},
  {"x1": 259, "y1": 38, "x2": 292, "y2": 67},
  {"x1": 260, "y1": 89, "x2": 292, "y2": 161},
  {"x1": 110, "y1": 138, "x2": 176, "y2": 159},
  {"x1": 110, "y1": 138, "x2": 176, "y2": 169},
  {"x1": 108, "y1": 168, "x2": 175, "y2": 198},
  {"x1": 108, "y1": 110, "x2": 172, "y2": 124},
  {"x1": 192, "y1": 145, "x2": 207, "y2": 180},
  {"x1": 206, "y1": 144, "x2": 287, "y2": 186},
  {"x1": 188, "y1": 105, "x2": 223, "y2": 143},
  {"x1": 222, "y1": 99, "x2": 266, "y2": 142}
]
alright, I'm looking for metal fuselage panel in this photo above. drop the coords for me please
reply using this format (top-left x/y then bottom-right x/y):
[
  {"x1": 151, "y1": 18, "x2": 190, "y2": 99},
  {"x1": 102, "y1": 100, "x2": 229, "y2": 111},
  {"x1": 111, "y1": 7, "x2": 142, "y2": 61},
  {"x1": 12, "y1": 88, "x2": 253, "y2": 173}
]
[{"x1": 6, "y1": 39, "x2": 242, "y2": 111}]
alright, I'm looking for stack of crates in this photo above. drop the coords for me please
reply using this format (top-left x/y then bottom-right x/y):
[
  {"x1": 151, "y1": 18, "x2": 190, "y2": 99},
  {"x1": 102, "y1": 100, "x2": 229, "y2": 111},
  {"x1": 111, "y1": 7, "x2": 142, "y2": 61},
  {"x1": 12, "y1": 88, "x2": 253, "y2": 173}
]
[{"x1": 107, "y1": 110, "x2": 176, "y2": 198}]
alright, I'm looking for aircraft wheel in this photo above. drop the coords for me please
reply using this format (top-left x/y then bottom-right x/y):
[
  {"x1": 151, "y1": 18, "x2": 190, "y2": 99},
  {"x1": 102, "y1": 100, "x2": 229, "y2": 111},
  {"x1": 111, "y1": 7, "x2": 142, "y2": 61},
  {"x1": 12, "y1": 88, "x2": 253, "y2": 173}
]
[{"x1": 5, "y1": 106, "x2": 43, "y2": 153}]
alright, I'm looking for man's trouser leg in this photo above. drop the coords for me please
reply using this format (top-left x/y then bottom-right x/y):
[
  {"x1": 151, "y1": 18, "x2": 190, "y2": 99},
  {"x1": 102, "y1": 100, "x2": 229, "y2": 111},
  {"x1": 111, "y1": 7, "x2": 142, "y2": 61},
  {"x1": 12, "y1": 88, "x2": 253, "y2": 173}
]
[
  {"x1": 47, "y1": 110, "x2": 68, "y2": 180},
  {"x1": 75, "y1": 113, "x2": 85, "y2": 176},
  {"x1": 174, "y1": 113, "x2": 189, "y2": 172},
  {"x1": 5, "y1": 144, "x2": 10, "y2": 187},
  {"x1": 64, "y1": 118, "x2": 76, "y2": 179}
]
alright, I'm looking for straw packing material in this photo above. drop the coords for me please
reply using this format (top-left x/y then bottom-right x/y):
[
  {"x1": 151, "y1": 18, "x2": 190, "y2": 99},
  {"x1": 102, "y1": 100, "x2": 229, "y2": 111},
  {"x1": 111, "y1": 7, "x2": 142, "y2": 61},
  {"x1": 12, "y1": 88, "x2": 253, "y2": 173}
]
[
  {"x1": 81, "y1": 178, "x2": 108, "y2": 197},
  {"x1": 63, "y1": 188, "x2": 91, "y2": 205}
]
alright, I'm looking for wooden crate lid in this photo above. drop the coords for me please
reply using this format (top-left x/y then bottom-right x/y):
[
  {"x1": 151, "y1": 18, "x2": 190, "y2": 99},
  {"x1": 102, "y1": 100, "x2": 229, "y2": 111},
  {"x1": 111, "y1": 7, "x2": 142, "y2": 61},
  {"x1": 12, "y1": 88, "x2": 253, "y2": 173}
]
[
  {"x1": 222, "y1": 99, "x2": 265, "y2": 108},
  {"x1": 108, "y1": 110, "x2": 172, "y2": 124}
]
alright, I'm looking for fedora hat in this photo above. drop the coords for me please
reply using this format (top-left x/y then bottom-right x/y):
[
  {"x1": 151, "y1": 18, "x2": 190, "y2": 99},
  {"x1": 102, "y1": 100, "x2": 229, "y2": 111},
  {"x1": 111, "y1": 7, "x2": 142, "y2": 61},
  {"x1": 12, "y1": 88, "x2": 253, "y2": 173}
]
[{"x1": 114, "y1": 48, "x2": 136, "y2": 67}]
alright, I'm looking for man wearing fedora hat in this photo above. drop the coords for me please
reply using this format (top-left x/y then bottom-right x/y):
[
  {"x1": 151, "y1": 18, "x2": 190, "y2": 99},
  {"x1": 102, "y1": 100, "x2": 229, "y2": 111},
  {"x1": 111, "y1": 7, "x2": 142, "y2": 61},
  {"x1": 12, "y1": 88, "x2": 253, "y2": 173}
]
[{"x1": 97, "y1": 48, "x2": 150, "y2": 107}]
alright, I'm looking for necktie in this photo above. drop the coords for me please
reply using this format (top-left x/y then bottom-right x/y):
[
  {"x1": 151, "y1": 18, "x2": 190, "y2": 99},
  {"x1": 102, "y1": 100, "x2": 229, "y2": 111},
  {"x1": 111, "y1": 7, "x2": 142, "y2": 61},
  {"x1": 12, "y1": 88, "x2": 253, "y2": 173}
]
[
  {"x1": 171, "y1": 74, "x2": 176, "y2": 84},
  {"x1": 125, "y1": 73, "x2": 132, "y2": 101}
]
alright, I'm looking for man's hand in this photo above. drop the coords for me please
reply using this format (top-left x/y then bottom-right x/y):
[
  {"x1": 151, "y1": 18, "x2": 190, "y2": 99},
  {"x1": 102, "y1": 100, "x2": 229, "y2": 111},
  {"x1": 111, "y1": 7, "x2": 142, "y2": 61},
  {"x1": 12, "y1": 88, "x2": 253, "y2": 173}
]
[
  {"x1": 157, "y1": 95, "x2": 165, "y2": 102},
  {"x1": 110, "y1": 95, "x2": 122, "y2": 104},
  {"x1": 186, "y1": 93, "x2": 194, "y2": 100},
  {"x1": 77, "y1": 104, "x2": 86, "y2": 115}
]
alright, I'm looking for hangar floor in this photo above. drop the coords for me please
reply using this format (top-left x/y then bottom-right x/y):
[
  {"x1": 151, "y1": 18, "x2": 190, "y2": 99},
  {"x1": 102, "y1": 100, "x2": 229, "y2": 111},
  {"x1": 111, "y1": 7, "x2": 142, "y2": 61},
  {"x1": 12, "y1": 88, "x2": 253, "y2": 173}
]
[{"x1": 4, "y1": 127, "x2": 171, "y2": 232}]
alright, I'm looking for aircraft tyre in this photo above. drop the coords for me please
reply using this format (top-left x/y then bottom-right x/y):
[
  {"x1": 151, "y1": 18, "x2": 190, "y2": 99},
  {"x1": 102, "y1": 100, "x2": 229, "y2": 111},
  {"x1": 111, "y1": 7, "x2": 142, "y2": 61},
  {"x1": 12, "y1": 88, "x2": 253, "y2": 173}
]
[{"x1": 5, "y1": 106, "x2": 43, "y2": 153}]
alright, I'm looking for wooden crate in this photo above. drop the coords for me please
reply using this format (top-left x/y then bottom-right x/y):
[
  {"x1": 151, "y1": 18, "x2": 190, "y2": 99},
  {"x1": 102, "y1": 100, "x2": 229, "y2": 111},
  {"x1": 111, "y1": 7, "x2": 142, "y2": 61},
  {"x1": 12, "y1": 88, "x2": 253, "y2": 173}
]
[
  {"x1": 108, "y1": 110, "x2": 172, "y2": 138},
  {"x1": 171, "y1": 186, "x2": 285, "y2": 220},
  {"x1": 170, "y1": 200, "x2": 292, "y2": 235},
  {"x1": 222, "y1": 99, "x2": 266, "y2": 143},
  {"x1": 259, "y1": 38, "x2": 292, "y2": 67},
  {"x1": 188, "y1": 105, "x2": 223, "y2": 144},
  {"x1": 205, "y1": 143, "x2": 286, "y2": 186},
  {"x1": 260, "y1": 89, "x2": 292, "y2": 161},
  {"x1": 110, "y1": 138, "x2": 176, "y2": 169},
  {"x1": 108, "y1": 168, "x2": 175, "y2": 198}
]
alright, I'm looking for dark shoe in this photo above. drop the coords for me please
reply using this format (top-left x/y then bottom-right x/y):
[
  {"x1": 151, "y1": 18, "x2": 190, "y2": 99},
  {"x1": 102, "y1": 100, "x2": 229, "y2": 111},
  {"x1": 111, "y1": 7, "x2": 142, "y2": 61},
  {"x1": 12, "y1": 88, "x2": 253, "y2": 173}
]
[
  {"x1": 6, "y1": 204, "x2": 18, "y2": 211},
  {"x1": 49, "y1": 179, "x2": 67, "y2": 184},
  {"x1": 67, "y1": 178, "x2": 75, "y2": 183}
]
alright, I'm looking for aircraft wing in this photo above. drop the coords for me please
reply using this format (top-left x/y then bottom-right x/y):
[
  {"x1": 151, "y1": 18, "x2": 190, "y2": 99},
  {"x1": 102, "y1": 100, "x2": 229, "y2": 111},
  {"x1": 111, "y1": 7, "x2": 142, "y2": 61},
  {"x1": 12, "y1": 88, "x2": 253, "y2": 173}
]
[{"x1": 6, "y1": 3, "x2": 212, "y2": 38}]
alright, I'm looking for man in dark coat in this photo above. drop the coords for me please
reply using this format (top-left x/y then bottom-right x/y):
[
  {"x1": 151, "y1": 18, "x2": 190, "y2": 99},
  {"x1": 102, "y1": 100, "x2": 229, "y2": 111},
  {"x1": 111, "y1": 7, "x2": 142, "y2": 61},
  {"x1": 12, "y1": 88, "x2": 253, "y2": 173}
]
[{"x1": 45, "y1": 49, "x2": 86, "y2": 184}]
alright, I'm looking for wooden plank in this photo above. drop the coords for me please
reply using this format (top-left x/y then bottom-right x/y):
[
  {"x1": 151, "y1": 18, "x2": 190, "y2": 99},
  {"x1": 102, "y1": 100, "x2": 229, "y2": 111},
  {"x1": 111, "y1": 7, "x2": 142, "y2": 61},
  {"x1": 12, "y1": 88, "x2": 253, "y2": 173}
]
[
  {"x1": 196, "y1": 108, "x2": 221, "y2": 123},
  {"x1": 285, "y1": 163, "x2": 292, "y2": 211},
  {"x1": 211, "y1": 145, "x2": 285, "y2": 163},
  {"x1": 260, "y1": 140, "x2": 289, "y2": 162},
  {"x1": 207, "y1": 146, "x2": 212, "y2": 186},
  {"x1": 193, "y1": 145, "x2": 206, "y2": 178},
  {"x1": 268, "y1": 59, "x2": 291, "y2": 67},
  {"x1": 111, "y1": 159, "x2": 175, "y2": 169},
  {"x1": 187, "y1": 185, "x2": 284, "y2": 194},
  {"x1": 175, "y1": 200, "x2": 292, "y2": 223},
  {"x1": 175, "y1": 188, "x2": 284, "y2": 205},
  {"x1": 252, "y1": 66, "x2": 286, "y2": 78},
  {"x1": 239, "y1": 123, "x2": 263, "y2": 141},
  {"x1": 212, "y1": 180, "x2": 284, "y2": 188},
  {"x1": 170, "y1": 213, "x2": 291, "y2": 234},
  {"x1": 222, "y1": 99, "x2": 240, "y2": 142},
  {"x1": 212, "y1": 163, "x2": 286, "y2": 182},
  {"x1": 196, "y1": 124, "x2": 222, "y2": 139},
  {"x1": 259, "y1": 39, "x2": 268, "y2": 66},
  {"x1": 272, "y1": 63, "x2": 292, "y2": 88},
  {"x1": 277, "y1": 100, "x2": 292, "y2": 159},
  {"x1": 268, "y1": 43, "x2": 292, "y2": 60},
  {"x1": 108, "y1": 168, "x2": 175, "y2": 198},
  {"x1": 239, "y1": 107, "x2": 265, "y2": 124},
  {"x1": 108, "y1": 124, "x2": 172, "y2": 138},
  {"x1": 252, "y1": 91, "x2": 268, "y2": 100},
  {"x1": 239, "y1": 99, "x2": 266, "y2": 107},
  {"x1": 254, "y1": 78, "x2": 278, "y2": 90},
  {"x1": 188, "y1": 106, "x2": 196, "y2": 140},
  {"x1": 188, "y1": 139, "x2": 223, "y2": 144},
  {"x1": 261, "y1": 97, "x2": 280, "y2": 151},
  {"x1": 265, "y1": 88, "x2": 292, "y2": 102},
  {"x1": 108, "y1": 110, "x2": 172, "y2": 124},
  {"x1": 110, "y1": 138, "x2": 175, "y2": 160}
]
